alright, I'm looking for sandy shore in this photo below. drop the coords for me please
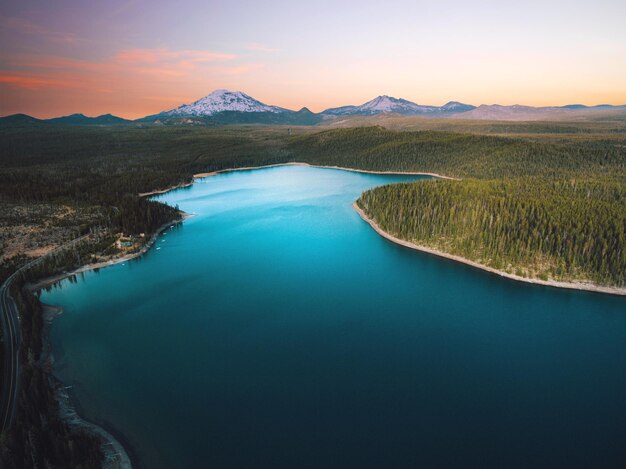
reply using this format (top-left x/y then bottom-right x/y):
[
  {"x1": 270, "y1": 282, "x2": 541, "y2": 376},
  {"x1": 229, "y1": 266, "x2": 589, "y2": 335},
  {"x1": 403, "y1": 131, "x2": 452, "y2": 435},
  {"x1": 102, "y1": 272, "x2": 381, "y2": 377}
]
[
  {"x1": 142, "y1": 164, "x2": 624, "y2": 297},
  {"x1": 139, "y1": 163, "x2": 452, "y2": 199},
  {"x1": 192, "y1": 162, "x2": 458, "y2": 181},
  {"x1": 353, "y1": 202, "x2": 626, "y2": 297},
  {"x1": 138, "y1": 181, "x2": 193, "y2": 197}
]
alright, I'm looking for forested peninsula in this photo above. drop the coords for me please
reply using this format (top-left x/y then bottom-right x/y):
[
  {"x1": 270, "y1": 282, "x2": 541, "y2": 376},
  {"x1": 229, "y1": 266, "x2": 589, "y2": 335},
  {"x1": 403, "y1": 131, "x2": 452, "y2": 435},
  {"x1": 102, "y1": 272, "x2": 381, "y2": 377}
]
[{"x1": 356, "y1": 178, "x2": 625, "y2": 291}]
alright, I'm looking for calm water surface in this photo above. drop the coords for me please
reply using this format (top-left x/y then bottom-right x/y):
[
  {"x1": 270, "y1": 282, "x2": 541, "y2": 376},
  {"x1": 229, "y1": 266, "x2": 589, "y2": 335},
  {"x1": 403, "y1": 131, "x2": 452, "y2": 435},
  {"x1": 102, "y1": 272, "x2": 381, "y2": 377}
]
[{"x1": 41, "y1": 166, "x2": 626, "y2": 468}]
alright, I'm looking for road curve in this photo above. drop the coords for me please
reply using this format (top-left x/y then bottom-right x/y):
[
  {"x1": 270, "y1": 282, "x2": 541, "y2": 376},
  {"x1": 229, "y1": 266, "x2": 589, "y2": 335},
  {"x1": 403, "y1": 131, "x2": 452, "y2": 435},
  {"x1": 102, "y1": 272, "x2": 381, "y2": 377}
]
[
  {"x1": 1, "y1": 267, "x2": 24, "y2": 432},
  {"x1": 0, "y1": 234, "x2": 89, "y2": 433}
]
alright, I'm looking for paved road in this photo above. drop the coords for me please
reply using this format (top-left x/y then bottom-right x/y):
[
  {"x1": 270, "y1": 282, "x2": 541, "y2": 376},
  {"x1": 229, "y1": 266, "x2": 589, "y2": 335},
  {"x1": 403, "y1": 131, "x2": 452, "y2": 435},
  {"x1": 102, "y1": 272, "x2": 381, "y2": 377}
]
[
  {"x1": 0, "y1": 273, "x2": 20, "y2": 432},
  {"x1": 0, "y1": 234, "x2": 90, "y2": 433}
]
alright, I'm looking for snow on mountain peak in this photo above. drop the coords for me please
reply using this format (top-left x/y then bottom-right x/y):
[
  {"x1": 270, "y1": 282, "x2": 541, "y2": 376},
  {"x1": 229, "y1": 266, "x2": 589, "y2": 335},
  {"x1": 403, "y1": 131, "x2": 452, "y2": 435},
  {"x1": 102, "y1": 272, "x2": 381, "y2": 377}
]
[
  {"x1": 156, "y1": 89, "x2": 476, "y2": 119},
  {"x1": 322, "y1": 95, "x2": 444, "y2": 116},
  {"x1": 362, "y1": 96, "x2": 390, "y2": 111},
  {"x1": 162, "y1": 89, "x2": 287, "y2": 116},
  {"x1": 359, "y1": 95, "x2": 417, "y2": 113}
]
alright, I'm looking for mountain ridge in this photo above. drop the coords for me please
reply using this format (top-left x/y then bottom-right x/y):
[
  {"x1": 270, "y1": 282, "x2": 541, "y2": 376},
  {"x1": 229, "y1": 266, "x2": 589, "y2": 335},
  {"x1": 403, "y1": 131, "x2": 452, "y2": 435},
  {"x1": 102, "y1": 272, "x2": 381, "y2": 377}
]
[
  {"x1": 47, "y1": 113, "x2": 132, "y2": 125},
  {"x1": 2, "y1": 89, "x2": 625, "y2": 125},
  {"x1": 321, "y1": 95, "x2": 476, "y2": 116}
]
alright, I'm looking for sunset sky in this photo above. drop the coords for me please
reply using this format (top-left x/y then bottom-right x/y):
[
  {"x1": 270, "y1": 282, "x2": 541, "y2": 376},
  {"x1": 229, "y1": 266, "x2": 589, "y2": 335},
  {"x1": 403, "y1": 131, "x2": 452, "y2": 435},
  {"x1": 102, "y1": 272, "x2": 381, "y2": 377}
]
[{"x1": 1, "y1": 0, "x2": 625, "y2": 119}]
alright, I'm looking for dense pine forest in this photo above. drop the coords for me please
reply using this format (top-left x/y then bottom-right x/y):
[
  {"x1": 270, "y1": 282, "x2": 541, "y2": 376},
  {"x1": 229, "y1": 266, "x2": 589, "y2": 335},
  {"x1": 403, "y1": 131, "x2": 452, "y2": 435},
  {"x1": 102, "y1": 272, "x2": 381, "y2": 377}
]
[
  {"x1": 357, "y1": 178, "x2": 625, "y2": 286},
  {"x1": 1, "y1": 122, "x2": 624, "y2": 281},
  {"x1": 288, "y1": 126, "x2": 626, "y2": 179},
  {"x1": 290, "y1": 127, "x2": 625, "y2": 287},
  {"x1": 1, "y1": 123, "x2": 624, "y2": 280},
  {"x1": 1, "y1": 120, "x2": 625, "y2": 467}
]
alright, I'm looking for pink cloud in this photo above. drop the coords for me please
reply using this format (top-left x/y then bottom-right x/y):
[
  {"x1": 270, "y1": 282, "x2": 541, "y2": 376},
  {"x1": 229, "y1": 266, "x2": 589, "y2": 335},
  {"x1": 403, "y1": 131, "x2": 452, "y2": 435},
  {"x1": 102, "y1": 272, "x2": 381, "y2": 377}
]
[
  {"x1": 0, "y1": 47, "x2": 241, "y2": 90},
  {"x1": 5, "y1": 55, "x2": 110, "y2": 72},
  {"x1": 0, "y1": 46, "x2": 267, "y2": 118},
  {"x1": 0, "y1": 72, "x2": 76, "y2": 90},
  {"x1": 213, "y1": 63, "x2": 265, "y2": 76},
  {"x1": 115, "y1": 48, "x2": 235, "y2": 64},
  {"x1": 0, "y1": 15, "x2": 81, "y2": 44}
]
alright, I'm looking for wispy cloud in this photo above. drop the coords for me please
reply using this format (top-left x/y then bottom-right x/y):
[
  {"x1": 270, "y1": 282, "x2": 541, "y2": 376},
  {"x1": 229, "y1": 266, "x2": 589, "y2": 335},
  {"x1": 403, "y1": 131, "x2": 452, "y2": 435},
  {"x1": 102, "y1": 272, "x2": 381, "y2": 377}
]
[
  {"x1": 244, "y1": 42, "x2": 281, "y2": 53},
  {"x1": 0, "y1": 15, "x2": 81, "y2": 44},
  {"x1": 115, "y1": 48, "x2": 235, "y2": 64},
  {"x1": 0, "y1": 47, "x2": 241, "y2": 90},
  {"x1": 213, "y1": 63, "x2": 265, "y2": 76},
  {"x1": 0, "y1": 44, "x2": 269, "y2": 118},
  {"x1": 107, "y1": 0, "x2": 142, "y2": 18},
  {"x1": 0, "y1": 72, "x2": 78, "y2": 90}
]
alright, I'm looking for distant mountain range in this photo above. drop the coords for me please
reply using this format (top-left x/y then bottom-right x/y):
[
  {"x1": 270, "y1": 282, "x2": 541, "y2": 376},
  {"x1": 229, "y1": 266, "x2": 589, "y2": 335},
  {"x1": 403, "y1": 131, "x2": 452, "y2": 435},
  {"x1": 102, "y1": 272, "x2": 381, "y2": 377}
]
[
  {"x1": 454, "y1": 104, "x2": 626, "y2": 121},
  {"x1": 47, "y1": 113, "x2": 132, "y2": 125},
  {"x1": 0, "y1": 113, "x2": 132, "y2": 126},
  {"x1": 2, "y1": 90, "x2": 625, "y2": 126}
]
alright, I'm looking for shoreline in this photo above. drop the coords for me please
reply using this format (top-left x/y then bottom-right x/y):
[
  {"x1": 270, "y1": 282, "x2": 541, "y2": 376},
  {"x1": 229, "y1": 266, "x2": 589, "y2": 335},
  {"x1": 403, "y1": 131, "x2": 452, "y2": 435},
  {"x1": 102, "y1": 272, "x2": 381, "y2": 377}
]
[
  {"x1": 353, "y1": 202, "x2": 626, "y2": 297},
  {"x1": 191, "y1": 162, "x2": 458, "y2": 181},
  {"x1": 40, "y1": 304, "x2": 134, "y2": 468},
  {"x1": 29, "y1": 213, "x2": 192, "y2": 469},
  {"x1": 138, "y1": 181, "x2": 193, "y2": 198},
  {"x1": 55, "y1": 380, "x2": 134, "y2": 469},
  {"x1": 140, "y1": 162, "x2": 453, "y2": 198},
  {"x1": 30, "y1": 212, "x2": 193, "y2": 291}
]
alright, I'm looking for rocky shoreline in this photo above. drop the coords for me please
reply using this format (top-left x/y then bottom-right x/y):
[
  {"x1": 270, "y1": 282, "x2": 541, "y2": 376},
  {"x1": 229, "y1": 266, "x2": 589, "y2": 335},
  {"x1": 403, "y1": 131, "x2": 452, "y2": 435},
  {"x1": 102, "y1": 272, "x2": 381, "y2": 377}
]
[{"x1": 29, "y1": 215, "x2": 191, "y2": 469}]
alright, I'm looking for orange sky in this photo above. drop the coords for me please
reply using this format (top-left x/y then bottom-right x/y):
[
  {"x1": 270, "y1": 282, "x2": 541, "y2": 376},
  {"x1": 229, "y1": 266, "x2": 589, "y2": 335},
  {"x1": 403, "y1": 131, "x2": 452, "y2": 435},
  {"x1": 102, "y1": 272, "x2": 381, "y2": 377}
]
[{"x1": 1, "y1": 1, "x2": 625, "y2": 119}]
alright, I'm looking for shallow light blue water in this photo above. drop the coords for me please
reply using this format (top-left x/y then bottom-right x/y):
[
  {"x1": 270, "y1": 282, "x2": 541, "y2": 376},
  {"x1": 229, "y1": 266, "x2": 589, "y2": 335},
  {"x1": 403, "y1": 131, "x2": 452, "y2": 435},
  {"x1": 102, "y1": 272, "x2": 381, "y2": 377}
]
[{"x1": 41, "y1": 166, "x2": 626, "y2": 468}]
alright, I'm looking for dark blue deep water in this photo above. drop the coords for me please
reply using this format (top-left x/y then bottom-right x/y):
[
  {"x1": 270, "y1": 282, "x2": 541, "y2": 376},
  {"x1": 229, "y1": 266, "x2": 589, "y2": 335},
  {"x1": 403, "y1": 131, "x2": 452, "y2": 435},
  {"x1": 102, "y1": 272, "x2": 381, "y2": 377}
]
[{"x1": 41, "y1": 166, "x2": 626, "y2": 468}]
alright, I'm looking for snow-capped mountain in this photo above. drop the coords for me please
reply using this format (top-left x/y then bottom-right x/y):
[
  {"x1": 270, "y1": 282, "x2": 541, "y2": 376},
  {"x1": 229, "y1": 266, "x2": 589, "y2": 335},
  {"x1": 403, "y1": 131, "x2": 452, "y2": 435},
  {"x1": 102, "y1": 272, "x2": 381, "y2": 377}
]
[
  {"x1": 5, "y1": 90, "x2": 625, "y2": 127},
  {"x1": 160, "y1": 89, "x2": 289, "y2": 117},
  {"x1": 139, "y1": 89, "x2": 323, "y2": 125},
  {"x1": 440, "y1": 101, "x2": 476, "y2": 113},
  {"x1": 321, "y1": 95, "x2": 475, "y2": 116},
  {"x1": 322, "y1": 95, "x2": 427, "y2": 116},
  {"x1": 356, "y1": 95, "x2": 435, "y2": 114},
  {"x1": 130, "y1": 89, "x2": 626, "y2": 125}
]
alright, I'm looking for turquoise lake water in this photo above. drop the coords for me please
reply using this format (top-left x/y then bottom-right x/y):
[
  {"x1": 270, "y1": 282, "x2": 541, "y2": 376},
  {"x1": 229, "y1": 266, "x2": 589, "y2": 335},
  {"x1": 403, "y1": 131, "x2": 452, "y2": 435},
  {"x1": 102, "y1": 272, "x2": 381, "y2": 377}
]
[{"x1": 41, "y1": 165, "x2": 626, "y2": 468}]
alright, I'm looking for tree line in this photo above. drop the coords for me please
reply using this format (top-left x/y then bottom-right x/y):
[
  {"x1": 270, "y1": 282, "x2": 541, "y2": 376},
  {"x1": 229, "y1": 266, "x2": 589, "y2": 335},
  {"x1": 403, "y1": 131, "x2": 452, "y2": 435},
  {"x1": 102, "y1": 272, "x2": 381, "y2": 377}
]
[{"x1": 288, "y1": 126, "x2": 626, "y2": 179}]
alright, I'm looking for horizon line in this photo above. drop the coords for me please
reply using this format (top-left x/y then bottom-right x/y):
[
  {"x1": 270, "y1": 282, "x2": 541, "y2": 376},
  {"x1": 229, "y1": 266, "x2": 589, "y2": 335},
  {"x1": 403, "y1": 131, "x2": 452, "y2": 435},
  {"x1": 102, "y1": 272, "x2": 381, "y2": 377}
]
[{"x1": 3, "y1": 91, "x2": 626, "y2": 120}]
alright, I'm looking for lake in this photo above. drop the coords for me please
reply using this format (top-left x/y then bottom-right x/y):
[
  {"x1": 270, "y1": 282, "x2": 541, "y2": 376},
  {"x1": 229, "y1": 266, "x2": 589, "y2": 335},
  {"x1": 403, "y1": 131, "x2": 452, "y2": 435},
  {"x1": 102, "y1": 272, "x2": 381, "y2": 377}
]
[{"x1": 41, "y1": 165, "x2": 626, "y2": 468}]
